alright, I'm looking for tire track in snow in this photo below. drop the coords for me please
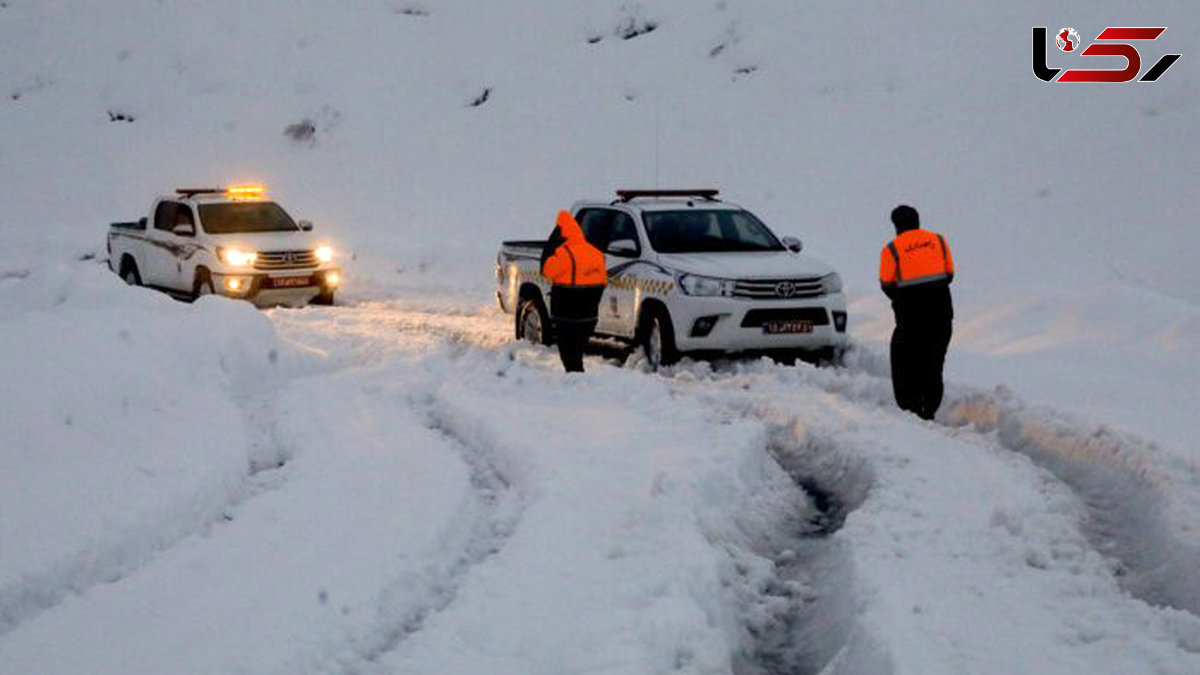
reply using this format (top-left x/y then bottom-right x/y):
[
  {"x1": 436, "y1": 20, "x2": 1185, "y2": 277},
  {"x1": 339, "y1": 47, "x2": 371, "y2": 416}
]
[
  {"x1": 0, "y1": 390, "x2": 295, "y2": 637},
  {"x1": 941, "y1": 391, "x2": 1200, "y2": 615},
  {"x1": 648, "y1": 365, "x2": 882, "y2": 674},
  {"x1": 680, "y1": 347, "x2": 1200, "y2": 618},
  {"x1": 280, "y1": 307, "x2": 874, "y2": 674},
  {"x1": 335, "y1": 386, "x2": 524, "y2": 670},
  {"x1": 265, "y1": 301, "x2": 511, "y2": 370},
  {"x1": 274, "y1": 303, "x2": 1200, "y2": 660},
  {"x1": 729, "y1": 421, "x2": 885, "y2": 675}
]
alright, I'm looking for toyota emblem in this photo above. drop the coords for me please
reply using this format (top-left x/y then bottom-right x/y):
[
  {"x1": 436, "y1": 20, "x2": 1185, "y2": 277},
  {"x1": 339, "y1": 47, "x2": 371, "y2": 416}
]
[
  {"x1": 284, "y1": 252, "x2": 296, "y2": 264},
  {"x1": 775, "y1": 281, "x2": 796, "y2": 298}
]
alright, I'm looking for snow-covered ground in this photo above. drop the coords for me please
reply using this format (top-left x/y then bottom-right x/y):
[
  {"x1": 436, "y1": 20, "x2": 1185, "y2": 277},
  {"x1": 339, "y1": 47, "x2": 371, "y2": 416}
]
[{"x1": 2, "y1": 1, "x2": 1199, "y2": 673}]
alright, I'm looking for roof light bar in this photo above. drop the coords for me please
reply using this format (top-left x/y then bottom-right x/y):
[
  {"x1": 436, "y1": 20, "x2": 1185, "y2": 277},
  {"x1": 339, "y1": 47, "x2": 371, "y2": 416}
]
[
  {"x1": 615, "y1": 189, "x2": 720, "y2": 202},
  {"x1": 175, "y1": 187, "x2": 223, "y2": 198},
  {"x1": 175, "y1": 184, "x2": 269, "y2": 200},
  {"x1": 226, "y1": 184, "x2": 266, "y2": 200}
]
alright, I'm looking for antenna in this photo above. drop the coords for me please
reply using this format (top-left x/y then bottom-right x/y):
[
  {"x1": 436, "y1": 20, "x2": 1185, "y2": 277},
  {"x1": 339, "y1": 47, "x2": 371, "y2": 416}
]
[{"x1": 654, "y1": 90, "x2": 661, "y2": 190}]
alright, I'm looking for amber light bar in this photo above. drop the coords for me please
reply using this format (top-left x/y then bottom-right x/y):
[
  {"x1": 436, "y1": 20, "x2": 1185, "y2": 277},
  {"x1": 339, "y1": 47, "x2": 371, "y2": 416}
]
[{"x1": 226, "y1": 184, "x2": 266, "y2": 200}]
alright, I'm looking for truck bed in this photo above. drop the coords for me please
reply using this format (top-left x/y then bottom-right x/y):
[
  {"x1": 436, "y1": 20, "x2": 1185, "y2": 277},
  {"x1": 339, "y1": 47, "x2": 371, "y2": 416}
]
[
  {"x1": 110, "y1": 218, "x2": 146, "y2": 231},
  {"x1": 500, "y1": 240, "x2": 545, "y2": 259}
]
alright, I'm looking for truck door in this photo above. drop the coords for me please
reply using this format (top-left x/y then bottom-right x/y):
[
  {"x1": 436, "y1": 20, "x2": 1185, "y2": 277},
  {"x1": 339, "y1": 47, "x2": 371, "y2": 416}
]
[
  {"x1": 577, "y1": 208, "x2": 640, "y2": 338},
  {"x1": 140, "y1": 201, "x2": 177, "y2": 286},
  {"x1": 164, "y1": 204, "x2": 199, "y2": 291},
  {"x1": 576, "y1": 208, "x2": 615, "y2": 334},
  {"x1": 143, "y1": 201, "x2": 196, "y2": 289},
  {"x1": 603, "y1": 210, "x2": 642, "y2": 338}
]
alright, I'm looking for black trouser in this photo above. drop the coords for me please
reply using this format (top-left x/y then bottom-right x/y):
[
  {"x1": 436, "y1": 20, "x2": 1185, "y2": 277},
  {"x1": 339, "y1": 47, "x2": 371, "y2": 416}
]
[
  {"x1": 890, "y1": 320, "x2": 952, "y2": 420},
  {"x1": 554, "y1": 318, "x2": 597, "y2": 373},
  {"x1": 549, "y1": 285, "x2": 603, "y2": 374}
]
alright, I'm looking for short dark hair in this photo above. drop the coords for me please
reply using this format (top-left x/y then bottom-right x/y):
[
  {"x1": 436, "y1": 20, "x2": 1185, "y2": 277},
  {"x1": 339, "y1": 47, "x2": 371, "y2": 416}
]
[{"x1": 891, "y1": 205, "x2": 919, "y2": 232}]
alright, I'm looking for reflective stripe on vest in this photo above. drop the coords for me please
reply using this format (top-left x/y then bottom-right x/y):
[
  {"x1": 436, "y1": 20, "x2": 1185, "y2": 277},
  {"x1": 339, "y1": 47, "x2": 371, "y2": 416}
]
[
  {"x1": 887, "y1": 242, "x2": 901, "y2": 284},
  {"x1": 937, "y1": 234, "x2": 951, "y2": 272},
  {"x1": 896, "y1": 272, "x2": 951, "y2": 287},
  {"x1": 889, "y1": 230, "x2": 951, "y2": 288}
]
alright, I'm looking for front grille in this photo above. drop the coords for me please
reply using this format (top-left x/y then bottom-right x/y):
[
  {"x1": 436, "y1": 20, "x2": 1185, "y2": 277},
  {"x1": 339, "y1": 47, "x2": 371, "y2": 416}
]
[
  {"x1": 741, "y1": 307, "x2": 830, "y2": 328},
  {"x1": 732, "y1": 277, "x2": 824, "y2": 300},
  {"x1": 254, "y1": 250, "x2": 317, "y2": 270}
]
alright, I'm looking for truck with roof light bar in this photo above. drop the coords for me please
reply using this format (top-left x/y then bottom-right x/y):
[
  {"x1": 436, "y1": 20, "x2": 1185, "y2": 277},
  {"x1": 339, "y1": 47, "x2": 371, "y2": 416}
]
[
  {"x1": 107, "y1": 184, "x2": 342, "y2": 306},
  {"x1": 496, "y1": 189, "x2": 848, "y2": 368}
]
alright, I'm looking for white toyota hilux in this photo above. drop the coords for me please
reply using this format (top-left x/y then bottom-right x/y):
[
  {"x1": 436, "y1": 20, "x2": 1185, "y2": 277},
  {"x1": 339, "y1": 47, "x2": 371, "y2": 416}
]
[
  {"x1": 107, "y1": 185, "x2": 342, "y2": 306},
  {"x1": 496, "y1": 189, "x2": 848, "y2": 368}
]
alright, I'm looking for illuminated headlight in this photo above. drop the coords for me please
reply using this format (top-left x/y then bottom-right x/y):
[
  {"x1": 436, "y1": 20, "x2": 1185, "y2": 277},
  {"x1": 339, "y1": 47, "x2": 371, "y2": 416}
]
[
  {"x1": 315, "y1": 246, "x2": 333, "y2": 263},
  {"x1": 218, "y1": 247, "x2": 258, "y2": 267},
  {"x1": 678, "y1": 273, "x2": 733, "y2": 297},
  {"x1": 324, "y1": 271, "x2": 341, "y2": 287},
  {"x1": 821, "y1": 273, "x2": 843, "y2": 295}
]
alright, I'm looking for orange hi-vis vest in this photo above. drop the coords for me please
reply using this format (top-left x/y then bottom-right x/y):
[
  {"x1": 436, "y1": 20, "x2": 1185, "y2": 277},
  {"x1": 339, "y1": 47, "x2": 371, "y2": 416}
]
[
  {"x1": 879, "y1": 229, "x2": 954, "y2": 289},
  {"x1": 543, "y1": 210, "x2": 607, "y2": 287}
]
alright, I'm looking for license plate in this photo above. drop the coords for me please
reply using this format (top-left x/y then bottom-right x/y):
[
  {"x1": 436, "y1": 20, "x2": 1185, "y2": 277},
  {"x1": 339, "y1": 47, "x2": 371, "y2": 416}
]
[
  {"x1": 270, "y1": 275, "x2": 313, "y2": 288},
  {"x1": 763, "y1": 320, "x2": 813, "y2": 334}
]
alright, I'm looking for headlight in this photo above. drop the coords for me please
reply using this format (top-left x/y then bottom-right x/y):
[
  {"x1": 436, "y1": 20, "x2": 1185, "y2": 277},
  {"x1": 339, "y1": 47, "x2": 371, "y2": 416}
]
[
  {"x1": 218, "y1": 247, "x2": 257, "y2": 267},
  {"x1": 822, "y1": 272, "x2": 843, "y2": 294},
  {"x1": 678, "y1": 273, "x2": 733, "y2": 297},
  {"x1": 315, "y1": 246, "x2": 333, "y2": 263}
]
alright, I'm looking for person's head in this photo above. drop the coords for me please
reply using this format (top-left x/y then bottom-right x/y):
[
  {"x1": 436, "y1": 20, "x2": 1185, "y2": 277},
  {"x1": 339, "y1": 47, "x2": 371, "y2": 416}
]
[
  {"x1": 557, "y1": 209, "x2": 584, "y2": 241},
  {"x1": 891, "y1": 205, "x2": 919, "y2": 234}
]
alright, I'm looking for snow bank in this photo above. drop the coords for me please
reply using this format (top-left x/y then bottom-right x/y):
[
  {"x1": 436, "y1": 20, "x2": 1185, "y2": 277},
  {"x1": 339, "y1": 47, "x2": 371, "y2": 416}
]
[
  {"x1": 0, "y1": 352, "x2": 479, "y2": 675},
  {"x1": 0, "y1": 262, "x2": 279, "y2": 633},
  {"x1": 852, "y1": 283, "x2": 1200, "y2": 454}
]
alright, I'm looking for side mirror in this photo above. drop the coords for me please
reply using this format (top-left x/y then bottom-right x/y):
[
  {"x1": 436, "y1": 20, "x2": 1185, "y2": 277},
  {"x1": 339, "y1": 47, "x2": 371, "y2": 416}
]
[
  {"x1": 298, "y1": 220, "x2": 314, "y2": 232},
  {"x1": 172, "y1": 223, "x2": 195, "y2": 237},
  {"x1": 781, "y1": 236, "x2": 802, "y2": 253},
  {"x1": 607, "y1": 238, "x2": 638, "y2": 257}
]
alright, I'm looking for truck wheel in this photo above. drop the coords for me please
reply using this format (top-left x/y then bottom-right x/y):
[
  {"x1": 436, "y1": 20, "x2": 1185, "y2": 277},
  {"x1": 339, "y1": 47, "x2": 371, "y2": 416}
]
[
  {"x1": 516, "y1": 296, "x2": 553, "y2": 346},
  {"x1": 639, "y1": 307, "x2": 679, "y2": 370},
  {"x1": 312, "y1": 290, "x2": 335, "y2": 306},
  {"x1": 121, "y1": 259, "x2": 142, "y2": 286},
  {"x1": 819, "y1": 346, "x2": 847, "y2": 368},
  {"x1": 193, "y1": 272, "x2": 215, "y2": 300}
]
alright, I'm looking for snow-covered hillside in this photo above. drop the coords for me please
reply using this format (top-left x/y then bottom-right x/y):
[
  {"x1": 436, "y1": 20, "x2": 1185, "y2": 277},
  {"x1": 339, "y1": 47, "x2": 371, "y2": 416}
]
[{"x1": 1, "y1": 1, "x2": 1198, "y2": 673}]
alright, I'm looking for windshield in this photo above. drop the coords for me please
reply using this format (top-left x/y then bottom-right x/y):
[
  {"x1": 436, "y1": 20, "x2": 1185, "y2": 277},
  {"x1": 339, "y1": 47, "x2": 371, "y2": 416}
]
[
  {"x1": 198, "y1": 202, "x2": 299, "y2": 234},
  {"x1": 642, "y1": 209, "x2": 784, "y2": 253}
]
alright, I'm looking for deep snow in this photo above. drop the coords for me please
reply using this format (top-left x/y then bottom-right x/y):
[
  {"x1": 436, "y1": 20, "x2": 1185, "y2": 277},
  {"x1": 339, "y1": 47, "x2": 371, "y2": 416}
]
[{"x1": 2, "y1": 1, "x2": 1199, "y2": 673}]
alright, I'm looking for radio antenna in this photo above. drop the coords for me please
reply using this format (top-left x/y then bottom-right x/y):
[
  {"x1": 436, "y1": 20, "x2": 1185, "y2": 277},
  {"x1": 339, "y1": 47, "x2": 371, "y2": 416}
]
[{"x1": 654, "y1": 90, "x2": 661, "y2": 189}]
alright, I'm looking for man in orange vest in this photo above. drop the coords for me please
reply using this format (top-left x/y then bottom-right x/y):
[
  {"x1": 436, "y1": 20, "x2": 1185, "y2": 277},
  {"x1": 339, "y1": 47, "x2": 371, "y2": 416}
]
[
  {"x1": 879, "y1": 205, "x2": 954, "y2": 420},
  {"x1": 541, "y1": 210, "x2": 607, "y2": 372}
]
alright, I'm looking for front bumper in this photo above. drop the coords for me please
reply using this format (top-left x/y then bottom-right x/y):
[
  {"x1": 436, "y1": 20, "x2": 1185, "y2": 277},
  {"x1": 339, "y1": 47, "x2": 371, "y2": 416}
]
[
  {"x1": 669, "y1": 292, "x2": 848, "y2": 353},
  {"x1": 212, "y1": 267, "x2": 342, "y2": 306}
]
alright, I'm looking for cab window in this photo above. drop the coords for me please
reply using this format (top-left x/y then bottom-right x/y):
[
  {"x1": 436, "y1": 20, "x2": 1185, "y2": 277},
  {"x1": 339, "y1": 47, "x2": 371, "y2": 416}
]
[
  {"x1": 153, "y1": 201, "x2": 180, "y2": 232},
  {"x1": 608, "y1": 212, "x2": 640, "y2": 254},
  {"x1": 175, "y1": 205, "x2": 195, "y2": 229},
  {"x1": 576, "y1": 209, "x2": 611, "y2": 249},
  {"x1": 577, "y1": 208, "x2": 640, "y2": 256}
]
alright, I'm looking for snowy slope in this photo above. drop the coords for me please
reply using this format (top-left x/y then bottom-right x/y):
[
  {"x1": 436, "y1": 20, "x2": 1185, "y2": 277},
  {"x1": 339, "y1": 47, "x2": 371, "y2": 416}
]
[
  {"x1": 2, "y1": 1, "x2": 1199, "y2": 673},
  {"x1": 1, "y1": 0, "x2": 1196, "y2": 441}
]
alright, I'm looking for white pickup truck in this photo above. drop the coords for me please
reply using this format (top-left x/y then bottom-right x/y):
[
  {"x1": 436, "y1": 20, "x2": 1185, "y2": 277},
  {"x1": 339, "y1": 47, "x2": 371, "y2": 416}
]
[
  {"x1": 107, "y1": 185, "x2": 342, "y2": 306},
  {"x1": 496, "y1": 190, "x2": 848, "y2": 368}
]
